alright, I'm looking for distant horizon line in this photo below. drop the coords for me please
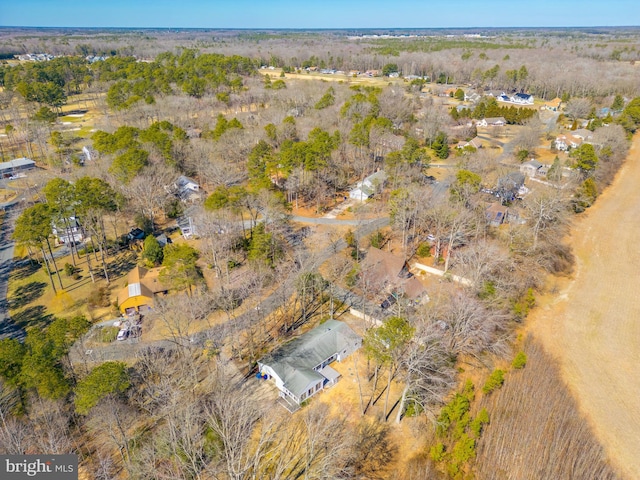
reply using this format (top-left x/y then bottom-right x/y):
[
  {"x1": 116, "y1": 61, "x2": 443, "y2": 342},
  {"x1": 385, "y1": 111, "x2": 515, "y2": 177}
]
[{"x1": 1, "y1": 25, "x2": 639, "y2": 31}]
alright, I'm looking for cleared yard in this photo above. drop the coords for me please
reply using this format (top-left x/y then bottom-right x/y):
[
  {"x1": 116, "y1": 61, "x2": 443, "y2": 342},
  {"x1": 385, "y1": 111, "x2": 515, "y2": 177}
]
[{"x1": 528, "y1": 132, "x2": 640, "y2": 479}]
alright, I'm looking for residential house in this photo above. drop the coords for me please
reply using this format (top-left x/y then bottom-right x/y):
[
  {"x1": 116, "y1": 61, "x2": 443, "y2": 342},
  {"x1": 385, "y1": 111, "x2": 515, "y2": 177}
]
[
  {"x1": 520, "y1": 159, "x2": 543, "y2": 178},
  {"x1": 555, "y1": 134, "x2": 582, "y2": 151},
  {"x1": 127, "y1": 228, "x2": 146, "y2": 241},
  {"x1": 511, "y1": 93, "x2": 534, "y2": 105},
  {"x1": 168, "y1": 175, "x2": 202, "y2": 203},
  {"x1": 485, "y1": 90, "x2": 506, "y2": 98},
  {"x1": 537, "y1": 164, "x2": 550, "y2": 177},
  {"x1": 457, "y1": 137, "x2": 483, "y2": 150},
  {"x1": 485, "y1": 203, "x2": 509, "y2": 227},
  {"x1": 361, "y1": 247, "x2": 429, "y2": 307},
  {"x1": 52, "y1": 217, "x2": 84, "y2": 245},
  {"x1": 464, "y1": 91, "x2": 481, "y2": 103},
  {"x1": 497, "y1": 93, "x2": 511, "y2": 103},
  {"x1": 543, "y1": 97, "x2": 562, "y2": 111},
  {"x1": 478, "y1": 117, "x2": 507, "y2": 127},
  {"x1": 85, "y1": 55, "x2": 106, "y2": 63},
  {"x1": 572, "y1": 129, "x2": 593, "y2": 142},
  {"x1": 0, "y1": 157, "x2": 35, "y2": 178},
  {"x1": 117, "y1": 266, "x2": 168, "y2": 315},
  {"x1": 258, "y1": 320, "x2": 362, "y2": 409},
  {"x1": 16, "y1": 53, "x2": 53, "y2": 62},
  {"x1": 349, "y1": 170, "x2": 387, "y2": 201},
  {"x1": 176, "y1": 206, "x2": 199, "y2": 239},
  {"x1": 597, "y1": 107, "x2": 612, "y2": 118}
]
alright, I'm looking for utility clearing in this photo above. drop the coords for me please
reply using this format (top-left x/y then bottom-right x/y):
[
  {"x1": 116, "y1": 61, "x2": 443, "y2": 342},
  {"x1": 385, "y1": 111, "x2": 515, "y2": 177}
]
[{"x1": 528, "y1": 132, "x2": 640, "y2": 479}]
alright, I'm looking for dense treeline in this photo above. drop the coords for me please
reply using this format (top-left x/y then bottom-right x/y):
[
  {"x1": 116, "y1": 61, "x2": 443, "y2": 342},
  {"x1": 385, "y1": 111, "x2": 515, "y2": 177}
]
[
  {"x1": 451, "y1": 97, "x2": 537, "y2": 124},
  {"x1": 0, "y1": 316, "x2": 90, "y2": 402},
  {"x1": 99, "y1": 50, "x2": 255, "y2": 107},
  {"x1": 0, "y1": 49, "x2": 256, "y2": 111},
  {"x1": 0, "y1": 57, "x2": 90, "y2": 110}
]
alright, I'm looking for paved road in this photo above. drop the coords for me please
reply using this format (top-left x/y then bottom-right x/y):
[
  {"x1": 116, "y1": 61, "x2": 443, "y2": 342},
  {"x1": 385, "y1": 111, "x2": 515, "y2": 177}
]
[
  {"x1": 291, "y1": 215, "x2": 387, "y2": 226},
  {"x1": 0, "y1": 205, "x2": 26, "y2": 340}
]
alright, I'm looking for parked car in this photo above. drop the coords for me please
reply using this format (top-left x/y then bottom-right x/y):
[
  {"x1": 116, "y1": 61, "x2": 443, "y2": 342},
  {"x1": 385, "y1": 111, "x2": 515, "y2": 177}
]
[{"x1": 116, "y1": 329, "x2": 130, "y2": 341}]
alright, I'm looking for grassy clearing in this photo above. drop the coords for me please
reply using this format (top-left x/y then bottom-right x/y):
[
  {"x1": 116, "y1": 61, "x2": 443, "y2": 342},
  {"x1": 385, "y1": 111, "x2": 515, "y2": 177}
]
[
  {"x1": 58, "y1": 115, "x2": 86, "y2": 124},
  {"x1": 260, "y1": 68, "x2": 406, "y2": 88},
  {"x1": 0, "y1": 188, "x2": 17, "y2": 203},
  {"x1": 74, "y1": 126, "x2": 96, "y2": 138},
  {"x1": 8, "y1": 249, "x2": 133, "y2": 330}
]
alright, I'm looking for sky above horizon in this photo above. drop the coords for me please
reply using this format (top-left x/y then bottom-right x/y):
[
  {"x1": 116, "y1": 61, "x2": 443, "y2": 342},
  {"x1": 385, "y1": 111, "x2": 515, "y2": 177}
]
[{"x1": 1, "y1": 0, "x2": 639, "y2": 29}]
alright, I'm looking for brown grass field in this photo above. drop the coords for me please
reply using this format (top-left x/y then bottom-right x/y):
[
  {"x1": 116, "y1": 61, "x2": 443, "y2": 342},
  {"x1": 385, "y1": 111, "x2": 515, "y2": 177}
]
[
  {"x1": 260, "y1": 68, "x2": 407, "y2": 88},
  {"x1": 527, "y1": 132, "x2": 640, "y2": 479}
]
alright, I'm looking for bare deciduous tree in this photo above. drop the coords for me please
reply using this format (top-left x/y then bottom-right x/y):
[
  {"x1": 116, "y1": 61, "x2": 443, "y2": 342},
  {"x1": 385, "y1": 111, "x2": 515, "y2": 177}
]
[
  {"x1": 204, "y1": 369, "x2": 274, "y2": 480},
  {"x1": 512, "y1": 117, "x2": 543, "y2": 153},
  {"x1": 564, "y1": 97, "x2": 593, "y2": 121},
  {"x1": 427, "y1": 290, "x2": 504, "y2": 359},
  {"x1": 395, "y1": 324, "x2": 455, "y2": 424},
  {"x1": 522, "y1": 188, "x2": 571, "y2": 250}
]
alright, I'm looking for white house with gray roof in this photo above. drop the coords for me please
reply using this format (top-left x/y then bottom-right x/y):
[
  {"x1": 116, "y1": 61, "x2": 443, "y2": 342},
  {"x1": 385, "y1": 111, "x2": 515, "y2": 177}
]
[
  {"x1": 520, "y1": 159, "x2": 543, "y2": 178},
  {"x1": 349, "y1": 170, "x2": 387, "y2": 201},
  {"x1": 258, "y1": 320, "x2": 362, "y2": 409}
]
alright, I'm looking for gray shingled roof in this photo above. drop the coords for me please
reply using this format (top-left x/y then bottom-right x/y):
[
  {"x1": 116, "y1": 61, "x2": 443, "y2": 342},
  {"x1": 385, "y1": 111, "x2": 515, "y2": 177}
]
[
  {"x1": 523, "y1": 159, "x2": 542, "y2": 169},
  {"x1": 0, "y1": 157, "x2": 35, "y2": 172},
  {"x1": 260, "y1": 320, "x2": 361, "y2": 398}
]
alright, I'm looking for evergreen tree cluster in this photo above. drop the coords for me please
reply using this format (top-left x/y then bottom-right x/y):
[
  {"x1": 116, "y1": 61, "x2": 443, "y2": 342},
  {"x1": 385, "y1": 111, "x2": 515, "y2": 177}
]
[{"x1": 451, "y1": 97, "x2": 536, "y2": 124}]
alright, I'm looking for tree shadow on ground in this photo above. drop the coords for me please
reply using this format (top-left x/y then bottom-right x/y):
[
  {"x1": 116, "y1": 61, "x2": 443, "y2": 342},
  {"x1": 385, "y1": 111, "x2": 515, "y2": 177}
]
[
  {"x1": 105, "y1": 253, "x2": 138, "y2": 279},
  {"x1": 11, "y1": 305, "x2": 54, "y2": 331},
  {"x1": 10, "y1": 261, "x2": 42, "y2": 281},
  {"x1": 63, "y1": 276, "x2": 92, "y2": 293},
  {"x1": 0, "y1": 316, "x2": 25, "y2": 340},
  {"x1": 9, "y1": 281, "x2": 47, "y2": 309}
]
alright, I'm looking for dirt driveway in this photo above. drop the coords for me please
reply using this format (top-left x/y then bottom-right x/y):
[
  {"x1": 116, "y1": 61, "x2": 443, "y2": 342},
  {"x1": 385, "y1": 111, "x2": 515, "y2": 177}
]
[{"x1": 528, "y1": 133, "x2": 640, "y2": 479}]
